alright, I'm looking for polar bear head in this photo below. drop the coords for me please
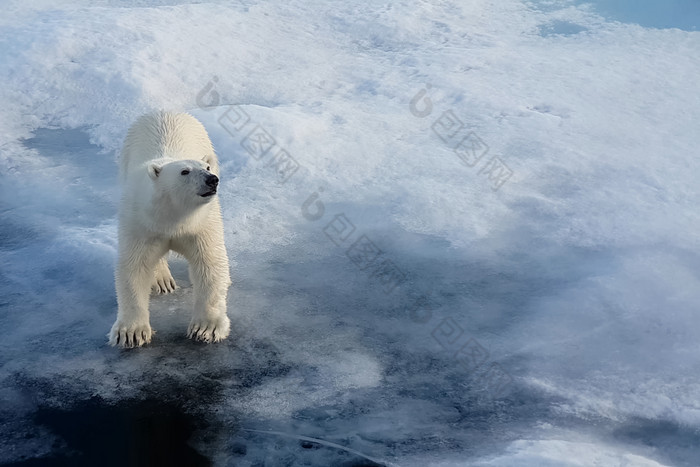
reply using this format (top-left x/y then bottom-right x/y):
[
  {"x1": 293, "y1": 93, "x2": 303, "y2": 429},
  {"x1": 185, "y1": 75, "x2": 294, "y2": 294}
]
[{"x1": 147, "y1": 159, "x2": 219, "y2": 208}]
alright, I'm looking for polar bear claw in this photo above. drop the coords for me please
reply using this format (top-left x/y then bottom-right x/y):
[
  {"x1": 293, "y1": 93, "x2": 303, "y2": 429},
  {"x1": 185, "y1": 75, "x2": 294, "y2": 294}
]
[
  {"x1": 108, "y1": 322, "x2": 154, "y2": 348},
  {"x1": 153, "y1": 275, "x2": 177, "y2": 294},
  {"x1": 187, "y1": 314, "x2": 231, "y2": 343}
]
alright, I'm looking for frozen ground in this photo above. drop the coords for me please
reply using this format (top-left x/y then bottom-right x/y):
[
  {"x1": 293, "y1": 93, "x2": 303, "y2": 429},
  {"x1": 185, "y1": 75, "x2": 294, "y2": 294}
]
[{"x1": 1, "y1": 1, "x2": 699, "y2": 465}]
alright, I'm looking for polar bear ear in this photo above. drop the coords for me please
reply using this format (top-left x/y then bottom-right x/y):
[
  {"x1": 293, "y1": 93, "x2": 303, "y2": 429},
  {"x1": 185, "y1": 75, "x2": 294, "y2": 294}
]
[
  {"x1": 147, "y1": 162, "x2": 162, "y2": 180},
  {"x1": 202, "y1": 154, "x2": 218, "y2": 173}
]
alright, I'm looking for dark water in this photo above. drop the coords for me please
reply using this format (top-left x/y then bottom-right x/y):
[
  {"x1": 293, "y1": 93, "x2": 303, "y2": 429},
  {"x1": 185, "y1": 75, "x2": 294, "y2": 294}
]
[{"x1": 9, "y1": 398, "x2": 210, "y2": 467}]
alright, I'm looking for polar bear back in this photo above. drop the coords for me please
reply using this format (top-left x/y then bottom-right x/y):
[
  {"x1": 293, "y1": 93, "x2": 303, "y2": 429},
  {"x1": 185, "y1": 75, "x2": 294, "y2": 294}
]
[{"x1": 120, "y1": 111, "x2": 218, "y2": 182}]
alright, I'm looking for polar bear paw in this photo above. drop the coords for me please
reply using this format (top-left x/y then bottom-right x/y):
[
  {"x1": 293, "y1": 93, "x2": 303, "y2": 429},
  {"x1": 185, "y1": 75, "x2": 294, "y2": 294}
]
[
  {"x1": 187, "y1": 314, "x2": 230, "y2": 343},
  {"x1": 108, "y1": 321, "x2": 154, "y2": 348},
  {"x1": 152, "y1": 271, "x2": 177, "y2": 294}
]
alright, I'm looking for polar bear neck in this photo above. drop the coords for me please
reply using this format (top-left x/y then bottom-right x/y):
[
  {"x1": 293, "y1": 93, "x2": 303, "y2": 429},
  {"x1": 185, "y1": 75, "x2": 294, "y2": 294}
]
[
  {"x1": 146, "y1": 192, "x2": 214, "y2": 236},
  {"x1": 119, "y1": 175, "x2": 216, "y2": 238}
]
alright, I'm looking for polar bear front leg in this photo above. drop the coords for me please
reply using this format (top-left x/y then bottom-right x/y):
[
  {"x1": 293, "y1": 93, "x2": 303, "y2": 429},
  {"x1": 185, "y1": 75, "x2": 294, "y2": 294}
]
[
  {"x1": 109, "y1": 239, "x2": 163, "y2": 348},
  {"x1": 177, "y1": 235, "x2": 231, "y2": 343}
]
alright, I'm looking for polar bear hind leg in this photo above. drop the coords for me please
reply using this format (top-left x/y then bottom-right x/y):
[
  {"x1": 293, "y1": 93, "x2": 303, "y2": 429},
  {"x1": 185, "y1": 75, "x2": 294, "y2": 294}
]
[{"x1": 152, "y1": 256, "x2": 177, "y2": 294}]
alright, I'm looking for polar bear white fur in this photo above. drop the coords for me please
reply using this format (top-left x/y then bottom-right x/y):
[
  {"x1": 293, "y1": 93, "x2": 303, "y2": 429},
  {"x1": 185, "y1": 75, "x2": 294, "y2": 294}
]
[{"x1": 109, "y1": 111, "x2": 231, "y2": 348}]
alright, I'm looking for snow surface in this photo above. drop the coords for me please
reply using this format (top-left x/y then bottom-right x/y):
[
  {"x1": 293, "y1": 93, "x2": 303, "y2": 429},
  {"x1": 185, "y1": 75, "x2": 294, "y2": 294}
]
[{"x1": 1, "y1": 0, "x2": 699, "y2": 465}]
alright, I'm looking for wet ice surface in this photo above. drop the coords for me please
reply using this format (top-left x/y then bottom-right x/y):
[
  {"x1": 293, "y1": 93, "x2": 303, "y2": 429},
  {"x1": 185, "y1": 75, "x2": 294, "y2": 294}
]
[
  {"x1": 0, "y1": 127, "x2": 693, "y2": 466},
  {"x1": 1, "y1": 1, "x2": 700, "y2": 466}
]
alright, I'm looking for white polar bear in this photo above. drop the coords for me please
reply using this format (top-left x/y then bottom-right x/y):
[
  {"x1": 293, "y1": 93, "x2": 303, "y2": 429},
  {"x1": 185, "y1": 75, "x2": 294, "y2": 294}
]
[{"x1": 109, "y1": 111, "x2": 231, "y2": 348}]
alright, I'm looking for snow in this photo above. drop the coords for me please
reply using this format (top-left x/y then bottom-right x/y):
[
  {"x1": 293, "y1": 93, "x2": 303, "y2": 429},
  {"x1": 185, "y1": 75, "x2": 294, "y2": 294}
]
[{"x1": 1, "y1": 0, "x2": 699, "y2": 465}]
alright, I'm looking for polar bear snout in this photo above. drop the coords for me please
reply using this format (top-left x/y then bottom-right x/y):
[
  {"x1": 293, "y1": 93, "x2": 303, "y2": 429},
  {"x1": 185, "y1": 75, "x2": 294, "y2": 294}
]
[
  {"x1": 200, "y1": 173, "x2": 219, "y2": 197},
  {"x1": 205, "y1": 174, "x2": 219, "y2": 188}
]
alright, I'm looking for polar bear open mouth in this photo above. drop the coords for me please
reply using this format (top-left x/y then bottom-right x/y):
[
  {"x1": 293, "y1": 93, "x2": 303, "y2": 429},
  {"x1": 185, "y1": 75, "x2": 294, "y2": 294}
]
[{"x1": 200, "y1": 189, "x2": 217, "y2": 197}]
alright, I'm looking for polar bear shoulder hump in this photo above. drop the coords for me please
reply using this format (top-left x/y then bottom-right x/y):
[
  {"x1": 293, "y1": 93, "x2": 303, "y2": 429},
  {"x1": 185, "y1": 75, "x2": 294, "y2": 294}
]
[{"x1": 120, "y1": 111, "x2": 217, "y2": 181}]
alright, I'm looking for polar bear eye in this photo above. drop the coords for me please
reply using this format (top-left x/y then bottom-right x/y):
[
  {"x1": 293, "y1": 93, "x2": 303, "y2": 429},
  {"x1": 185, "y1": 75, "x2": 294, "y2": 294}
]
[
  {"x1": 181, "y1": 169, "x2": 190, "y2": 176},
  {"x1": 206, "y1": 166, "x2": 211, "y2": 171}
]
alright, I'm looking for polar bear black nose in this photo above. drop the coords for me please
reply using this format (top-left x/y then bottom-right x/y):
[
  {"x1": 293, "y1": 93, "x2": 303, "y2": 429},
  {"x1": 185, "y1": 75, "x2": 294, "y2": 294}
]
[{"x1": 205, "y1": 174, "x2": 219, "y2": 188}]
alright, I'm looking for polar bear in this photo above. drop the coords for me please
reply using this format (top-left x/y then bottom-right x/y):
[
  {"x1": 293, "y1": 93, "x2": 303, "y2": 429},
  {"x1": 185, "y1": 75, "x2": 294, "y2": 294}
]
[{"x1": 109, "y1": 111, "x2": 231, "y2": 348}]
